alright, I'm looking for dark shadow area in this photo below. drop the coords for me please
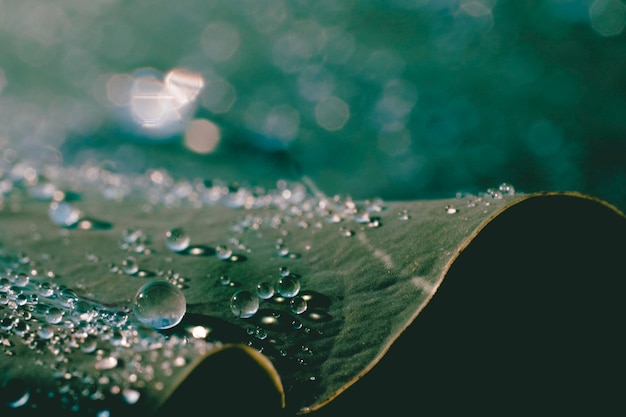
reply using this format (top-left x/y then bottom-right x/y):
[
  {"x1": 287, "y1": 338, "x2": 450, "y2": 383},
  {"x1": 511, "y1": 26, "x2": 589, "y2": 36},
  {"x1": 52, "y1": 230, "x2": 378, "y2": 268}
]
[
  {"x1": 310, "y1": 195, "x2": 626, "y2": 416},
  {"x1": 155, "y1": 345, "x2": 284, "y2": 417}
]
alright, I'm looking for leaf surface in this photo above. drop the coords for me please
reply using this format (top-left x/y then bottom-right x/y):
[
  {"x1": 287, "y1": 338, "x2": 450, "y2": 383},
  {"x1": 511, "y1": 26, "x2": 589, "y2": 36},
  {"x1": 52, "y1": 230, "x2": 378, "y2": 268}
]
[{"x1": 0, "y1": 175, "x2": 623, "y2": 415}]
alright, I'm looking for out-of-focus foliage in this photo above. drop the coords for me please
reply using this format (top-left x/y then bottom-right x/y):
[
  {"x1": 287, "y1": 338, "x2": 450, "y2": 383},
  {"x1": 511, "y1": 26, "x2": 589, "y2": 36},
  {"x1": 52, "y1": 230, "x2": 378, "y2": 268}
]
[{"x1": 0, "y1": 0, "x2": 624, "y2": 209}]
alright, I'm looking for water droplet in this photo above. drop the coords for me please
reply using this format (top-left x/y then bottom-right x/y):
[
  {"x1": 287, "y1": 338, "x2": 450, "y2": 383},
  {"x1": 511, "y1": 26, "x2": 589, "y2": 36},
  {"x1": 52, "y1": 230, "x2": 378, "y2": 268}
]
[
  {"x1": 37, "y1": 324, "x2": 55, "y2": 340},
  {"x1": 133, "y1": 280, "x2": 186, "y2": 330},
  {"x1": 485, "y1": 188, "x2": 503, "y2": 199},
  {"x1": 58, "y1": 286, "x2": 78, "y2": 307},
  {"x1": 2, "y1": 379, "x2": 30, "y2": 408},
  {"x1": 215, "y1": 245, "x2": 233, "y2": 260},
  {"x1": 81, "y1": 335, "x2": 98, "y2": 353},
  {"x1": 122, "y1": 388, "x2": 141, "y2": 404},
  {"x1": 398, "y1": 209, "x2": 410, "y2": 220},
  {"x1": 289, "y1": 296, "x2": 308, "y2": 314},
  {"x1": 339, "y1": 227, "x2": 354, "y2": 237},
  {"x1": 49, "y1": 201, "x2": 80, "y2": 227},
  {"x1": 498, "y1": 182, "x2": 515, "y2": 195},
  {"x1": 38, "y1": 282, "x2": 54, "y2": 297},
  {"x1": 71, "y1": 300, "x2": 98, "y2": 322},
  {"x1": 46, "y1": 307, "x2": 64, "y2": 324},
  {"x1": 276, "y1": 275, "x2": 300, "y2": 298},
  {"x1": 218, "y1": 275, "x2": 231, "y2": 286},
  {"x1": 276, "y1": 245, "x2": 290, "y2": 257},
  {"x1": 12, "y1": 272, "x2": 29, "y2": 287},
  {"x1": 445, "y1": 205, "x2": 458, "y2": 214},
  {"x1": 95, "y1": 356, "x2": 118, "y2": 370},
  {"x1": 0, "y1": 317, "x2": 13, "y2": 330},
  {"x1": 13, "y1": 319, "x2": 29, "y2": 335},
  {"x1": 122, "y1": 257, "x2": 139, "y2": 275},
  {"x1": 165, "y1": 228, "x2": 191, "y2": 252},
  {"x1": 122, "y1": 227, "x2": 144, "y2": 244},
  {"x1": 256, "y1": 282, "x2": 275, "y2": 299},
  {"x1": 354, "y1": 210, "x2": 371, "y2": 224},
  {"x1": 230, "y1": 290, "x2": 259, "y2": 318}
]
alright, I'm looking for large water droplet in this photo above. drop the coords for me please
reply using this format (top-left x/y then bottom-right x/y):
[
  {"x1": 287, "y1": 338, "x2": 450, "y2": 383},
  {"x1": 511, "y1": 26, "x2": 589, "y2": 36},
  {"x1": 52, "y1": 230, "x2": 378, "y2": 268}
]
[
  {"x1": 133, "y1": 280, "x2": 186, "y2": 329},
  {"x1": 276, "y1": 275, "x2": 300, "y2": 298},
  {"x1": 165, "y1": 228, "x2": 191, "y2": 252},
  {"x1": 230, "y1": 290, "x2": 259, "y2": 318}
]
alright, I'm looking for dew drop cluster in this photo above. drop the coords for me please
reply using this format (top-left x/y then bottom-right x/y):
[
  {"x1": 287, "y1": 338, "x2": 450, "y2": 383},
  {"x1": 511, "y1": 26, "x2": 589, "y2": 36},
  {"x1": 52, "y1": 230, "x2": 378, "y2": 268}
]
[
  {"x1": 0, "y1": 251, "x2": 215, "y2": 416},
  {"x1": 0, "y1": 159, "x2": 518, "y2": 414}
]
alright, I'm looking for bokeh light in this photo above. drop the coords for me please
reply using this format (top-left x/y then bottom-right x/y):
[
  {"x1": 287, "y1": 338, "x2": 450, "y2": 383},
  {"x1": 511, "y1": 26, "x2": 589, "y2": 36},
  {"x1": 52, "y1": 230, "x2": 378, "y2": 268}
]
[
  {"x1": 0, "y1": 0, "x2": 623, "y2": 212},
  {"x1": 106, "y1": 67, "x2": 204, "y2": 138},
  {"x1": 184, "y1": 118, "x2": 221, "y2": 154},
  {"x1": 315, "y1": 96, "x2": 350, "y2": 131},
  {"x1": 589, "y1": 0, "x2": 626, "y2": 37}
]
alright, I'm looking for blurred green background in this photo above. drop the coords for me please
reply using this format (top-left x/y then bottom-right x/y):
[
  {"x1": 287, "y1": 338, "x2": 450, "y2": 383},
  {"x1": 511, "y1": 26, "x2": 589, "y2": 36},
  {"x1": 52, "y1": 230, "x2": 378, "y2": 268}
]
[{"x1": 0, "y1": 0, "x2": 625, "y2": 210}]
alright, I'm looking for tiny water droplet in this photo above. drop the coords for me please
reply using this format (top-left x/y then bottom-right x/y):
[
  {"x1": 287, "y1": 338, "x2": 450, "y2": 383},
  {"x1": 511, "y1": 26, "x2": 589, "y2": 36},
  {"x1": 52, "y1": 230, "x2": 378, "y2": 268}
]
[
  {"x1": 133, "y1": 280, "x2": 186, "y2": 329},
  {"x1": 486, "y1": 188, "x2": 503, "y2": 199},
  {"x1": 215, "y1": 245, "x2": 233, "y2": 260},
  {"x1": 445, "y1": 205, "x2": 458, "y2": 214},
  {"x1": 276, "y1": 245, "x2": 290, "y2": 257},
  {"x1": 49, "y1": 201, "x2": 80, "y2": 227},
  {"x1": 255, "y1": 327, "x2": 268, "y2": 340},
  {"x1": 122, "y1": 227, "x2": 143, "y2": 244},
  {"x1": 13, "y1": 319, "x2": 29, "y2": 335},
  {"x1": 230, "y1": 290, "x2": 259, "y2": 319},
  {"x1": 0, "y1": 317, "x2": 13, "y2": 330},
  {"x1": 354, "y1": 211, "x2": 371, "y2": 224},
  {"x1": 398, "y1": 209, "x2": 410, "y2": 220},
  {"x1": 71, "y1": 300, "x2": 98, "y2": 322},
  {"x1": 45, "y1": 307, "x2": 63, "y2": 324},
  {"x1": 122, "y1": 257, "x2": 139, "y2": 275},
  {"x1": 218, "y1": 275, "x2": 231, "y2": 286},
  {"x1": 37, "y1": 324, "x2": 54, "y2": 340},
  {"x1": 38, "y1": 282, "x2": 54, "y2": 297},
  {"x1": 498, "y1": 182, "x2": 515, "y2": 195},
  {"x1": 256, "y1": 282, "x2": 275, "y2": 299},
  {"x1": 339, "y1": 227, "x2": 354, "y2": 237},
  {"x1": 95, "y1": 356, "x2": 119, "y2": 370},
  {"x1": 290, "y1": 296, "x2": 308, "y2": 314},
  {"x1": 81, "y1": 335, "x2": 98, "y2": 353},
  {"x1": 165, "y1": 228, "x2": 191, "y2": 252},
  {"x1": 12, "y1": 273, "x2": 29, "y2": 287}
]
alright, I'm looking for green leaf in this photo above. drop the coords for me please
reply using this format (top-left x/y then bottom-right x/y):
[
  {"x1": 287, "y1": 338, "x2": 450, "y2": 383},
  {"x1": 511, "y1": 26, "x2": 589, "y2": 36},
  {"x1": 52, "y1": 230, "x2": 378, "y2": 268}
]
[{"x1": 0, "y1": 174, "x2": 624, "y2": 416}]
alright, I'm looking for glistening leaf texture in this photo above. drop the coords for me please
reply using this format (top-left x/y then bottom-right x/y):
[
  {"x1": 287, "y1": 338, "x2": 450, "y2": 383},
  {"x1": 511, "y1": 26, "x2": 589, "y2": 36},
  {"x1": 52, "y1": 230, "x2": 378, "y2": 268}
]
[{"x1": 0, "y1": 174, "x2": 624, "y2": 416}]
